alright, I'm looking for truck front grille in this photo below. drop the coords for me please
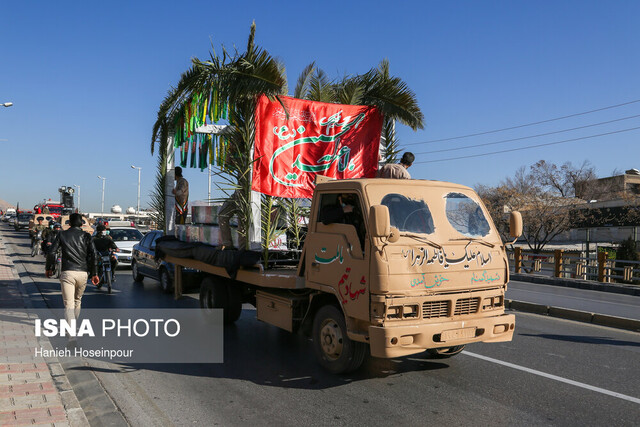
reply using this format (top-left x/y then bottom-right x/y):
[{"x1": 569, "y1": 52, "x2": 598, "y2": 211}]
[
  {"x1": 454, "y1": 297, "x2": 480, "y2": 315},
  {"x1": 422, "y1": 301, "x2": 449, "y2": 319}
]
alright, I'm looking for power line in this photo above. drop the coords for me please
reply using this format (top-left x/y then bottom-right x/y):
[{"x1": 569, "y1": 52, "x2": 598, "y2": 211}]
[
  {"x1": 412, "y1": 114, "x2": 640, "y2": 155},
  {"x1": 405, "y1": 98, "x2": 640, "y2": 146},
  {"x1": 413, "y1": 126, "x2": 640, "y2": 164}
]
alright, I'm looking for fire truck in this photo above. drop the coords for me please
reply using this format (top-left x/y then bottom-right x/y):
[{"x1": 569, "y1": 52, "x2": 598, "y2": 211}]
[
  {"x1": 34, "y1": 186, "x2": 75, "y2": 219},
  {"x1": 34, "y1": 200, "x2": 64, "y2": 219}
]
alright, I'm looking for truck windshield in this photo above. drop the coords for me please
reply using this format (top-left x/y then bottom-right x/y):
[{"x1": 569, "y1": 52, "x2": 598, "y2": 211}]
[
  {"x1": 444, "y1": 192, "x2": 491, "y2": 237},
  {"x1": 381, "y1": 194, "x2": 435, "y2": 234}
]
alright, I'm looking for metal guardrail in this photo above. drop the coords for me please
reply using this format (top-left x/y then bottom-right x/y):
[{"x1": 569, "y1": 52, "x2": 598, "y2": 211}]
[{"x1": 509, "y1": 248, "x2": 640, "y2": 285}]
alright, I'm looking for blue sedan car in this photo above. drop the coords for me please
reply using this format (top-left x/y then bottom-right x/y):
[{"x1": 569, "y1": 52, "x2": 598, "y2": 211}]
[{"x1": 131, "y1": 230, "x2": 201, "y2": 293}]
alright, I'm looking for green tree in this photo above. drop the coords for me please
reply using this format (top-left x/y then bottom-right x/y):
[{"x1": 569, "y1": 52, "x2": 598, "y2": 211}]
[{"x1": 616, "y1": 236, "x2": 639, "y2": 262}]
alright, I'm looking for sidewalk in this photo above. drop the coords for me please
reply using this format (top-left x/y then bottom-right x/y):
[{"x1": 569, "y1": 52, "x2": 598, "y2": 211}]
[{"x1": 0, "y1": 236, "x2": 88, "y2": 426}]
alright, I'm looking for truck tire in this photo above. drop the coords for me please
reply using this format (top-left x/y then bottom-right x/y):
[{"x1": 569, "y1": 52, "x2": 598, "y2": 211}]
[
  {"x1": 427, "y1": 345, "x2": 465, "y2": 359},
  {"x1": 199, "y1": 277, "x2": 242, "y2": 324},
  {"x1": 312, "y1": 305, "x2": 367, "y2": 374},
  {"x1": 159, "y1": 267, "x2": 172, "y2": 293},
  {"x1": 226, "y1": 284, "x2": 243, "y2": 323}
]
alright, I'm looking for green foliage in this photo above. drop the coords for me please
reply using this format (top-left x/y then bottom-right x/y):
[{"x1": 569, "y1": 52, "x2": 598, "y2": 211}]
[
  {"x1": 281, "y1": 198, "x2": 310, "y2": 251},
  {"x1": 597, "y1": 246, "x2": 617, "y2": 259},
  {"x1": 381, "y1": 118, "x2": 399, "y2": 163},
  {"x1": 260, "y1": 195, "x2": 280, "y2": 266},
  {"x1": 616, "y1": 237, "x2": 639, "y2": 261}
]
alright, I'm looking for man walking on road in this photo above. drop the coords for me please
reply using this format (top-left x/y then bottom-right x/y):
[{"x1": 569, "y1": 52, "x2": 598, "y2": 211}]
[
  {"x1": 45, "y1": 213, "x2": 99, "y2": 323},
  {"x1": 376, "y1": 152, "x2": 414, "y2": 179},
  {"x1": 173, "y1": 166, "x2": 189, "y2": 225}
]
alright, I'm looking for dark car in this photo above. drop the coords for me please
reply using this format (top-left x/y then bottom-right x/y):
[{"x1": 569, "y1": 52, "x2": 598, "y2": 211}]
[
  {"x1": 15, "y1": 213, "x2": 34, "y2": 230},
  {"x1": 131, "y1": 230, "x2": 201, "y2": 293}
]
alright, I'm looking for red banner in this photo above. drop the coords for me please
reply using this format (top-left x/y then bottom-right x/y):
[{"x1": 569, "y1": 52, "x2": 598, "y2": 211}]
[{"x1": 252, "y1": 95, "x2": 383, "y2": 198}]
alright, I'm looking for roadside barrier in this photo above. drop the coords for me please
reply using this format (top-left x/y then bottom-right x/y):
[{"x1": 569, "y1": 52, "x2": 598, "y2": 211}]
[{"x1": 509, "y1": 248, "x2": 640, "y2": 285}]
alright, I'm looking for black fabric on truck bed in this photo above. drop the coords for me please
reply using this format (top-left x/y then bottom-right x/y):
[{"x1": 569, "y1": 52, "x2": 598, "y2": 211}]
[{"x1": 155, "y1": 236, "x2": 261, "y2": 279}]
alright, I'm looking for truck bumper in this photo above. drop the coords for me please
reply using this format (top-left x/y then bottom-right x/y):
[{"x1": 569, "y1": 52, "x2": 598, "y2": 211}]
[{"x1": 368, "y1": 313, "x2": 515, "y2": 358}]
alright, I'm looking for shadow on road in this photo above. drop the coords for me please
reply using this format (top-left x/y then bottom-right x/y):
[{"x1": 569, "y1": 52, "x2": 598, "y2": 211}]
[
  {"x1": 64, "y1": 310, "x2": 452, "y2": 390},
  {"x1": 519, "y1": 333, "x2": 640, "y2": 347}
]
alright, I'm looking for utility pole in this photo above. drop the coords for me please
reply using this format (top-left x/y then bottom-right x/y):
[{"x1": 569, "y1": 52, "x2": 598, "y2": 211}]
[
  {"x1": 208, "y1": 164, "x2": 212, "y2": 205},
  {"x1": 131, "y1": 165, "x2": 142, "y2": 213},
  {"x1": 97, "y1": 176, "x2": 106, "y2": 214},
  {"x1": 73, "y1": 185, "x2": 80, "y2": 213}
]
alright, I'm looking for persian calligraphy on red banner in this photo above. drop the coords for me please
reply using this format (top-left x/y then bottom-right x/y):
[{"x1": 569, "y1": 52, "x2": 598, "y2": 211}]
[{"x1": 252, "y1": 95, "x2": 383, "y2": 198}]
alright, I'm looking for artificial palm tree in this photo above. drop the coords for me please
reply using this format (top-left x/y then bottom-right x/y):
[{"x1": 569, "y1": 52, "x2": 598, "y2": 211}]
[
  {"x1": 151, "y1": 22, "x2": 287, "y2": 248},
  {"x1": 294, "y1": 58, "x2": 424, "y2": 163}
]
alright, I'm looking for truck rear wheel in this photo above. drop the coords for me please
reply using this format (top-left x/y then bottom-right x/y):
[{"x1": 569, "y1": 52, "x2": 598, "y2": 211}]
[
  {"x1": 427, "y1": 345, "x2": 465, "y2": 359},
  {"x1": 312, "y1": 305, "x2": 367, "y2": 374},
  {"x1": 199, "y1": 277, "x2": 242, "y2": 324}
]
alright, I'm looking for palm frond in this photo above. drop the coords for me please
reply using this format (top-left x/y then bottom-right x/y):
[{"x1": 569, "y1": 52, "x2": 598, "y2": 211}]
[
  {"x1": 381, "y1": 117, "x2": 400, "y2": 163},
  {"x1": 354, "y1": 61, "x2": 424, "y2": 130},
  {"x1": 306, "y1": 69, "x2": 335, "y2": 102},
  {"x1": 334, "y1": 76, "x2": 364, "y2": 105},
  {"x1": 293, "y1": 62, "x2": 316, "y2": 98}
]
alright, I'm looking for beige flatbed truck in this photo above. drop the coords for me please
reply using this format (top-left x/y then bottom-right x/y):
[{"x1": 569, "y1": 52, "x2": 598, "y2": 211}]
[{"x1": 162, "y1": 178, "x2": 522, "y2": 373}]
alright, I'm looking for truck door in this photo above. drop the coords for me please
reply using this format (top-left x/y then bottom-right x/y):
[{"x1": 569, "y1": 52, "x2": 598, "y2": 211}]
[{"x1": 305, "y1": 192, "x2": 370, "y2": 321}]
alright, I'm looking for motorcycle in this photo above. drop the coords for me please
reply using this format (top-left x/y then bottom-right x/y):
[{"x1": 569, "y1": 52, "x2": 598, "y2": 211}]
[
  {"x1": 31, "y1": 230, "x2": 43, "y2": 257},
  {"x1": 97, "y1": 251, "x2": 114, "y2": 294},
  {"x1": 50, "y1": 248, "x2": 62, "y2": 279}
]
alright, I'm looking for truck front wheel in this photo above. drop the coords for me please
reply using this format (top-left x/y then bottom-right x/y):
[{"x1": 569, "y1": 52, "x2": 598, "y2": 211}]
[{"x1": 312, "y1": 305, "x2": 367, "y2": 374}]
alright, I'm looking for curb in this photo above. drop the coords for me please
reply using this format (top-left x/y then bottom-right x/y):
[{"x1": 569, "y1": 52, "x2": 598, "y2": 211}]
[
  {"x1": 510, "y1": 273, "x2": 640, "y2": 296},
  {"x1": 507, "y1": 299, "x2": 640, "y2": 332}
]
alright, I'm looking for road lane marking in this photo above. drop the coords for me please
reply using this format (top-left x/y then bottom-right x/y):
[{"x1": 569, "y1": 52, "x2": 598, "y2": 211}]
[{"x1": 463, "y1": 351, "x2": 640, "y2": 404}]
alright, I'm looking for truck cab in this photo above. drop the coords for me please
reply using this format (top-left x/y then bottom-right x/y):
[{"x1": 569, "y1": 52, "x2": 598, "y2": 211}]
[{"x1": 302, "y1": 179, "x2": 516, "y2": 367}]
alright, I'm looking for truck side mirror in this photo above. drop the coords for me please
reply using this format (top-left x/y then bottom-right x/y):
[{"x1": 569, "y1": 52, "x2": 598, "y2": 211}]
[
  {"x1": 369, "y1": 205, "x2": 391, "y2": 238},
  {"x1": 509, "y1": 211, "x2": 522, "y2": 238}
]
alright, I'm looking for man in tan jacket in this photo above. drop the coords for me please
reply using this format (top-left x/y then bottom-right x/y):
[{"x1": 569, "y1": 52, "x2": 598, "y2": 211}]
[
  {"x1": 172, "y1": 166, "x2": 189, "y2": 224},
  {"x1": 376, "y1": 152, "x2": 414, "y2": 179}
]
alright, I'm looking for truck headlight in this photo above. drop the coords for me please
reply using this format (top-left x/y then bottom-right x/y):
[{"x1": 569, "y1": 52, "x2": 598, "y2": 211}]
[{"x1": 482, "y1": 296, "x2": 503, "y2": 310}]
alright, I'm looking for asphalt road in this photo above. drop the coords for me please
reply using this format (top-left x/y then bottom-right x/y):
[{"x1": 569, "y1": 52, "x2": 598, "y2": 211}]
[{"x1": 2, "y1": 223, "x2": 640, "y2": 426}]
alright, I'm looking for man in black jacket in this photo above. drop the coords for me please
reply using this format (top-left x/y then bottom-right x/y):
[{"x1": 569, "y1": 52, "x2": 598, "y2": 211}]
[
  {"x1": 46, "y1": 213, "x2": 99, "y2": 321},
  {"x1": 93, "y1": 224, "x2": 119, "y2": 285}
]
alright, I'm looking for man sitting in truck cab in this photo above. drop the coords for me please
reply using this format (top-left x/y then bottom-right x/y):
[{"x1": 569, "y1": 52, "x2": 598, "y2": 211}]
[{"x1": 319, "y1": 193, "x2": 366, "y2": 250}]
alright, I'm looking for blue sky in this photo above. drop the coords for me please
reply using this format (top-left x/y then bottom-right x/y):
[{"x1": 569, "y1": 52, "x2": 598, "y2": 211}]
[{"x1": 1, "y1": 1, "x2": 639, "y2": 212}]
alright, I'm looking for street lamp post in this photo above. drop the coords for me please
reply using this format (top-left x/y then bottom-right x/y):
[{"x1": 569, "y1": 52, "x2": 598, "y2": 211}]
[
  {"x1": 1, "y1": 102, "x2": 13, "y2": 108},
  {"x1": 208, "y1": 164, "x2": 212, "y2": 205},
  {"x1": 73, "y1": 185, "x2": 81, "y2": 213},
  {"x1": 130, "y1": 165, "x2": 141, "y2": 214},
  {"x1": 97, "y1": 176, "x2": 106, "y2": 214}
]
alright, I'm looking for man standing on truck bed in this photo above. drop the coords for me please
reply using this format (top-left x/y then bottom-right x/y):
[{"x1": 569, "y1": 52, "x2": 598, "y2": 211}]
[
  {"x1": 376, "y1": 152, "x2": 414, "y2": 179},
  {"x1": 173, "y1": 166, "x2": 189, "y2": 225}
]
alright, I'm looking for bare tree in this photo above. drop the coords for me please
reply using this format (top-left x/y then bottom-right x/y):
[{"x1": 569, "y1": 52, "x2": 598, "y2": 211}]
[
  {"x1": 529, "y1": 160, "x2": 596, "y2": 198},
  {"x1": 478, "y1": 160, "x2": 596, "y2": 253}
]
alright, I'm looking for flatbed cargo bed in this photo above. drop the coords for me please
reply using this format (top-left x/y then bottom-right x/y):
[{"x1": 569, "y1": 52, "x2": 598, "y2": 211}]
[{"x1": 165, "y1": 255, "x2": 302, "y2": 295}]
